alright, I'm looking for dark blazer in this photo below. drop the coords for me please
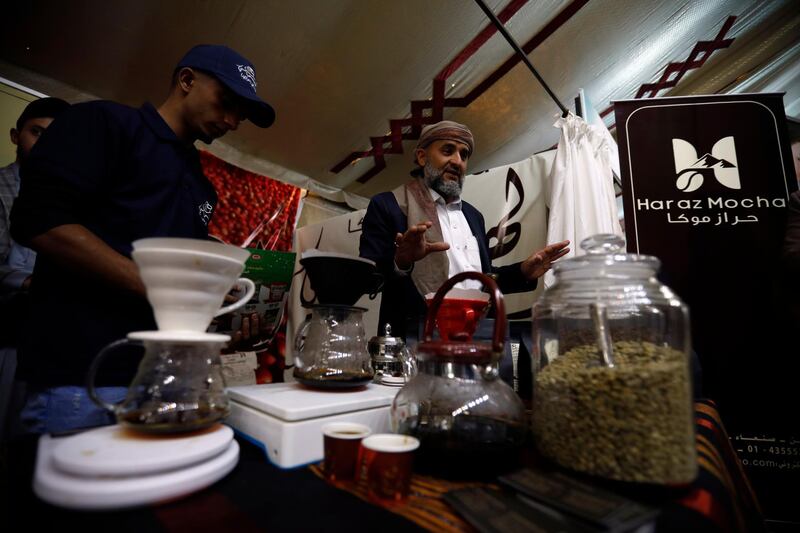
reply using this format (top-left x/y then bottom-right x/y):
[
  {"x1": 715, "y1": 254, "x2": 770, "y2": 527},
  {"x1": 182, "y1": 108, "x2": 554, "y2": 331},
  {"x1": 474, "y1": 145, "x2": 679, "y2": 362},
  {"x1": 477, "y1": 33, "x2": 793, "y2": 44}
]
[{"x1": 360, "y1": 190, "x2": 536, "y2": 337}]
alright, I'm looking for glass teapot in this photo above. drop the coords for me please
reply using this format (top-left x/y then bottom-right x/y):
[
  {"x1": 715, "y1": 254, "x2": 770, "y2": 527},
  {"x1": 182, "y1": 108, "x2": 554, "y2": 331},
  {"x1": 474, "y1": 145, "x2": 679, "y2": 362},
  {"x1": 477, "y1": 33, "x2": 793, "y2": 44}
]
[
  {"x1": 531, "y1": 234, "x2": 696, "y2": 484},
  {"x1": 391, "y1": 271, "x2": 526, "y2": 478}
]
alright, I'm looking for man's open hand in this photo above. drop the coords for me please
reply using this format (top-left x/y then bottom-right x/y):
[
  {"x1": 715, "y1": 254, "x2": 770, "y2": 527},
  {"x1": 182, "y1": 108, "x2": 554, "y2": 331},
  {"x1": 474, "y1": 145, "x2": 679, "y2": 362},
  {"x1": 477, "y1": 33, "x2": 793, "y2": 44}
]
[
  {"x1": 394, "y1": 221, "x2": 450, "y2": 270},
  {"x1": 521, "y1": 240, "x2": 571, "y2": 280}
]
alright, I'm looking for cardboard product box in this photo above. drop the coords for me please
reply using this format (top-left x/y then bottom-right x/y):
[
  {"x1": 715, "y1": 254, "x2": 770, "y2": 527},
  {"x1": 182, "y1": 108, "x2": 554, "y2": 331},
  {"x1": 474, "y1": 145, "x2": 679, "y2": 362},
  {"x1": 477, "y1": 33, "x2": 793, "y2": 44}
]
[{"x1": 211, "y1": 249, "x2": 296, "y2": 385}]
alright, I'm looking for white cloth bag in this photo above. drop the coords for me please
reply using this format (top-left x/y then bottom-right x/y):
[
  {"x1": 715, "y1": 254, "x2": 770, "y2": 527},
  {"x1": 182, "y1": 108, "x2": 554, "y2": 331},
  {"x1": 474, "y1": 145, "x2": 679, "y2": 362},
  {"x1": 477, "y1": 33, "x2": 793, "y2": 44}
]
[{"x1": 544, "y1": 114, "x2": 623, "y2": 288}]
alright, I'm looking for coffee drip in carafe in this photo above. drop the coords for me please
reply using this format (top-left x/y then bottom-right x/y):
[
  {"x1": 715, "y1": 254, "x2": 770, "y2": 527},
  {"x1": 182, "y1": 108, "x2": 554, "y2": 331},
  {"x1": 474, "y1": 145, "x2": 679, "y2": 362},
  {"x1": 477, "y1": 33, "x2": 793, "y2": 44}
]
[
  {"x1": 292, "y1": 251, "x2": 383, "y2": 389},
  {"x1": 293, "y1": 305, "x2": 374, "y2": 388},
  {"x1": 88, "y1": 331, "x2": 231, "y2": 433}
]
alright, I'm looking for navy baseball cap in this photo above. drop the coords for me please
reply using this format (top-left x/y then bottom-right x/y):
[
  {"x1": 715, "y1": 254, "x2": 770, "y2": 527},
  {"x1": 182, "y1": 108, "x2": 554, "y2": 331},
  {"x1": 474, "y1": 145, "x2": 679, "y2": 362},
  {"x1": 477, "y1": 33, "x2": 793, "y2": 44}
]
[{"x1": 177, "y1": 44, "x2": 275, "y2": 128}]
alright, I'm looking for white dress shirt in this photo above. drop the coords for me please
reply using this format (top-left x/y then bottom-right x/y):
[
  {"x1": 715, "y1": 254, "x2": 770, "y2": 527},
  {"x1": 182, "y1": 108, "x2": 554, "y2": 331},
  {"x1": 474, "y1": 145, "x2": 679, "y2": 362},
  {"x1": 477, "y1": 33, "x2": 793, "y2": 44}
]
[{"x1": 428, "y1": 189, "x2": 483, "y2": 290}]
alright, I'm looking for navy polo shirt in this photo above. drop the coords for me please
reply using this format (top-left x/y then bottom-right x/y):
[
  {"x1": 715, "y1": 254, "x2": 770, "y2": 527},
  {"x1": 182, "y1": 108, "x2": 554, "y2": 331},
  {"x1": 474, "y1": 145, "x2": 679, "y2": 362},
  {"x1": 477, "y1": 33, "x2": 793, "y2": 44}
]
[{"x1": 11, "y1": 101, "x2": 218, "y2": 386}]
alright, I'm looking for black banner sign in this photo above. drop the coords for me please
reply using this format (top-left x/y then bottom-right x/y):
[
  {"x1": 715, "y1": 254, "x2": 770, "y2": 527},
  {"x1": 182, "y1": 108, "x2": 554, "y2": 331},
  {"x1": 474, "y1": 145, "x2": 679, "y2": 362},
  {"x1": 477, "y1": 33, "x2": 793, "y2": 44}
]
[{"x1": 615, "y1": 94, "x2": 798, "y2": 521}]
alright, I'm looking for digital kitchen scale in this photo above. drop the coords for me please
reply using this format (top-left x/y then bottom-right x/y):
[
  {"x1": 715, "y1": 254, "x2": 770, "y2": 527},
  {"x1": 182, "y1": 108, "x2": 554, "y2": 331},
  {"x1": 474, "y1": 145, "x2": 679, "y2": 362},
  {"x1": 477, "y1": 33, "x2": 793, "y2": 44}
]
[{"x1": 226, "y1": 382, "x2": 399, "y2": 468}]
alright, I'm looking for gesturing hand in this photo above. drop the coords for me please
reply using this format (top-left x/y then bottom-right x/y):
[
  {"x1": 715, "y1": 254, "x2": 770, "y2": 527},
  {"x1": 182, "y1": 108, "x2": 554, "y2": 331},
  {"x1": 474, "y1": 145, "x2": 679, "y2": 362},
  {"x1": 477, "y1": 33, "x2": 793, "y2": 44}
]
[
  {"x1": 394, "y1": 221, "x2": 450, "y2": 270},
  {"x1": 521, "y1": 240, "x2": 571, "y2": 280}
]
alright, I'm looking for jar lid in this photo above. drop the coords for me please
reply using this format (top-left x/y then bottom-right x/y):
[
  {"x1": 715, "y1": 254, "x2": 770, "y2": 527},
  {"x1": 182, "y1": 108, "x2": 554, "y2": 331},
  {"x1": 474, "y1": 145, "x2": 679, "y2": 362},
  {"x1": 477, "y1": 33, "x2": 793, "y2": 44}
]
[{"x1": 553, "y1": 234, "x2": 660, "y2": 277}]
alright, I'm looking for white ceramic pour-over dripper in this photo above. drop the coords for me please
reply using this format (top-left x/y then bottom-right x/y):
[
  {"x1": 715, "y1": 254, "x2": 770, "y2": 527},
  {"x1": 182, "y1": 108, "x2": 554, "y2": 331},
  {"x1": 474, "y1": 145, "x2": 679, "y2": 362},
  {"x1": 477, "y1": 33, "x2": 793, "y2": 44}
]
[{"x1": 132, "y1": 238, "x2": 255, "y2": 332}]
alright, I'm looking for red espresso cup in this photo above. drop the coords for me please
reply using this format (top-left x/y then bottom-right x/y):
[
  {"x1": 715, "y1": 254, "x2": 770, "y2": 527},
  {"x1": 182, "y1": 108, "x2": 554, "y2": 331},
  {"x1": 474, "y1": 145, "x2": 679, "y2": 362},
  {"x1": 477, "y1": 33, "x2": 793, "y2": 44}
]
[
  {"x1": 359, "y1": 434, "x2": 420, "y2": 506},
  {"x1": 322, "y1": 422, "x2": 372, "y2": 484}
]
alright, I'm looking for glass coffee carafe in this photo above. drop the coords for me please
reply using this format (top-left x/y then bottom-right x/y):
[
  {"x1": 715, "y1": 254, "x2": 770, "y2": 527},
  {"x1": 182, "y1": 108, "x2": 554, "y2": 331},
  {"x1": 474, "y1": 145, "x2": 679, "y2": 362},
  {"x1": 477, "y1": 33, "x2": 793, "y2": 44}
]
[
  {"x1": 293, "y1": 304, "x2": 374, "y2": 388},
  {"x1": 391, "y1": 272, "x2": 527, "y2": 478},
  {"x1": 88, "y1": 331, "x2": 231, "y2": 433},
  {"x1": 531, "y1": 234, "x2": 696, "y2": 484}
]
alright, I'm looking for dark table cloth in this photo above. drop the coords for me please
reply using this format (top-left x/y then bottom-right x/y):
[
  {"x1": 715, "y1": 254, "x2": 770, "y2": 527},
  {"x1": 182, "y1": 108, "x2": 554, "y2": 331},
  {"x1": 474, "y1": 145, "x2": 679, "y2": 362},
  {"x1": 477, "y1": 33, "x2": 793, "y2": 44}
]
[{"x1": 2, "y1": 400, "x2": 762, "y2": 532}]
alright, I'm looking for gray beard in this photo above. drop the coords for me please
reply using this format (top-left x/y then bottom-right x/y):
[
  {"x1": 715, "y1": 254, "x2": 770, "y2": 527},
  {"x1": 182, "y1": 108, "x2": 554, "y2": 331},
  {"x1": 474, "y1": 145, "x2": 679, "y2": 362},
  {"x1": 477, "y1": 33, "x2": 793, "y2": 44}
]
[{"x1": 423, "y1": 161, "x2": 463, "y2": 200}]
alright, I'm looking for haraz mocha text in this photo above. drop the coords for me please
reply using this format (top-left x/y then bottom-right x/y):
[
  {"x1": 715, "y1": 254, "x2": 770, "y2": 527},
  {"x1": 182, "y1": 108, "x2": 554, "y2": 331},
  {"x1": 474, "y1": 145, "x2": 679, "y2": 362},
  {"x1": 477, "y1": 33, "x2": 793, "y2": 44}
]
[{"x1": 636, "y1": 197, "x2": 786, "y2": 211}]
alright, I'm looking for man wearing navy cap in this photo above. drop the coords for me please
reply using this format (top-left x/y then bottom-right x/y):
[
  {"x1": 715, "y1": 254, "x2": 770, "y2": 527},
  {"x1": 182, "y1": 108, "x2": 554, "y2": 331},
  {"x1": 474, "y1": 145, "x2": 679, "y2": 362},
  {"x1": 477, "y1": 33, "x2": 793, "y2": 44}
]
[
  {"x1": 160, "y1": 44, "x2": 275, "y2": 142},
  {"x1": 10, "y1": 45, "x2": 275, "y2": 434}
]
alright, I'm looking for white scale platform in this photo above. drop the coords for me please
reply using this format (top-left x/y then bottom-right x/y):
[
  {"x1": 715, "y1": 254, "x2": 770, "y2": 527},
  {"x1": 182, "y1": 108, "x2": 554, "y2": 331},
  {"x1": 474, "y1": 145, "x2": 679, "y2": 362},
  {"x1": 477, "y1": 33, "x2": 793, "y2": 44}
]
[{"x1": 226, "y1": 382, "x2": 400, "y2": 468}]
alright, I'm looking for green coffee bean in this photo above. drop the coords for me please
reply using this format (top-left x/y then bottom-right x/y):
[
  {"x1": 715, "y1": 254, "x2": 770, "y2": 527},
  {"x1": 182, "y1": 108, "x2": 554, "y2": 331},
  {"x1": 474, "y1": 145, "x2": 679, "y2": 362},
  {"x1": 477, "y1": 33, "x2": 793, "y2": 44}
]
[{"x1": 533, "y1": 341, "x2": 697, "y2": 484}]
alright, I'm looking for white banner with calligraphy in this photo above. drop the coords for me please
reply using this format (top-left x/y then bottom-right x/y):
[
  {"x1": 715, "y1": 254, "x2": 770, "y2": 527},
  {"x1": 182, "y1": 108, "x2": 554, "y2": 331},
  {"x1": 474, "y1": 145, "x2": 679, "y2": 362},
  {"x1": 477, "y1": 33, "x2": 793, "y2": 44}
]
[{"x1": 461, "y1": 151, "x2": 554, "y2": 319}]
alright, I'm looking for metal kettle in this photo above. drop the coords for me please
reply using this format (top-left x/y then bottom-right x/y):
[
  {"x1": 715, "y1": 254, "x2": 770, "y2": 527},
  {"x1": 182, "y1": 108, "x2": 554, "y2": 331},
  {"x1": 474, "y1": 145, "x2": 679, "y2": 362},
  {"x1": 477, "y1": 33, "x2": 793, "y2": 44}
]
[{"x1": 368, "y1": 323, "x2": 416, "y2": 385}]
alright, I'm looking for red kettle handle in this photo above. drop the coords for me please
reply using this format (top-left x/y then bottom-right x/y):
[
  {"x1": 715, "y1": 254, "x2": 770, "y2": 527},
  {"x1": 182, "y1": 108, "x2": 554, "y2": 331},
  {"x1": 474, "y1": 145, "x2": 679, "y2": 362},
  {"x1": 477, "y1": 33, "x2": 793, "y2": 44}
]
[{"x1": 422, "y1": 272, "x2": 505, "y2": 354}]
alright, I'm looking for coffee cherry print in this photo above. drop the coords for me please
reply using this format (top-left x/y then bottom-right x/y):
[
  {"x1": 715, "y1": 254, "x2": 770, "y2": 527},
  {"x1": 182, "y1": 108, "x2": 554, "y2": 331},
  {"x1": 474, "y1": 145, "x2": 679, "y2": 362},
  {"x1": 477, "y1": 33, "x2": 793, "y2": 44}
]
[{"x1": 201, "y1": 151, "x2": 300, "y2": 250}]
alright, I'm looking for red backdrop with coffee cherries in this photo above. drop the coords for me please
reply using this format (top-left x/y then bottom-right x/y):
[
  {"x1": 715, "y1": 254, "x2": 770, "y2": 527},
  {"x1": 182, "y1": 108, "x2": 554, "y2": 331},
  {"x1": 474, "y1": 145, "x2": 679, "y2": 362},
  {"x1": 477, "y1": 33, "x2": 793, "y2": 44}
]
[
  {"x1": 201, "y1": 150, "x2": 300, "y2": 384},
  {"x1": 200, "y1": 150, "x2": 300, "y2": 251}
]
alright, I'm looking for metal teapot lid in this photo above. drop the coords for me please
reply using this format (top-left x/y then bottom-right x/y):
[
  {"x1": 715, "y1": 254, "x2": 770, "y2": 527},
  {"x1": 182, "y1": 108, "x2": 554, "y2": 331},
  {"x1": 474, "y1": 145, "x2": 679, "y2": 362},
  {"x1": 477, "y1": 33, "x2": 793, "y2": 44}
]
[{"x1": 368, "y1": 323, "x2": 405, "y2": 356}]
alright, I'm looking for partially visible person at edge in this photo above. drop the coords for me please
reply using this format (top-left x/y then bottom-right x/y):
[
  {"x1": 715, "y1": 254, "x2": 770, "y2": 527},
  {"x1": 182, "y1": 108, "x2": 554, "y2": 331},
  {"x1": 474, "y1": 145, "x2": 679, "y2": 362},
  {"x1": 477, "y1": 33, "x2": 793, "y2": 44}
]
[
  {"x1": 0, "y1": 97, "x2": 70, "y2": 439},
  {"x1": 9, "y1": 45, "x2": 276, "y2": 434},
  {"x1": 1, "y1": 98, "x2": 70, "y2": 296},
  {"x1": 359, "y1": 120, "x2": 570, "y2": 339}
]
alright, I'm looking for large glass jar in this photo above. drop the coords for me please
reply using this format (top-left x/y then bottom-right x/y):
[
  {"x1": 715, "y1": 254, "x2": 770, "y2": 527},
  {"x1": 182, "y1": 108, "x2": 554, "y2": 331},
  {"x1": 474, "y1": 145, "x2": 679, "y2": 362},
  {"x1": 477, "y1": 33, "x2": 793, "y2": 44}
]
[
  {"x1": 532, "y1": 234, "x2": 696, "y2": 484},
  {"x1": 392, "y1": 272, "x2": 527, "y2": 479}
]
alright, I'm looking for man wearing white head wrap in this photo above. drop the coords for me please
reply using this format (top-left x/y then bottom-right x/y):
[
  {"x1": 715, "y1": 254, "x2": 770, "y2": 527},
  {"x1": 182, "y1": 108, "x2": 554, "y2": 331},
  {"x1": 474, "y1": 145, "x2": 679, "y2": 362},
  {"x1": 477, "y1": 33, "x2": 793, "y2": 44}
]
[
  {"x1": 360, "y1": 120, "x2": 569, "y2": 338},
  {"x1": 410, "y1": 121, "x2": 474, "y2": 202}
]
